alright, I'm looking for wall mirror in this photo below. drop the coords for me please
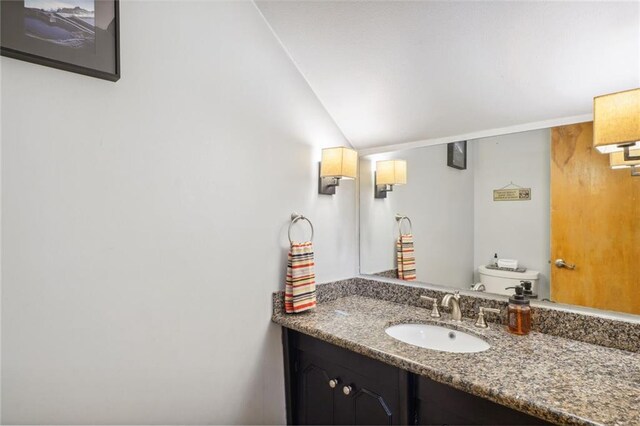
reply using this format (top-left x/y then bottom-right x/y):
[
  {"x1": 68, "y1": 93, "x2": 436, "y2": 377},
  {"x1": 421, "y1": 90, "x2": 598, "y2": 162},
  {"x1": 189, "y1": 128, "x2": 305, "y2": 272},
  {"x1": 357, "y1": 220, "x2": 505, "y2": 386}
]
[{"x1": 359, "y1": 122, "x2": 640, "y2": 316}]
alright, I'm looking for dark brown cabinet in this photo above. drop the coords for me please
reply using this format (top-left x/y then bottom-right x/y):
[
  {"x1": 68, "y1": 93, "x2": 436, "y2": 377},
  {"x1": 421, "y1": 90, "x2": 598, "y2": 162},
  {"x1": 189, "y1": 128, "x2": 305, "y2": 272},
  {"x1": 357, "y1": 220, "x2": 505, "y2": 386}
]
[
  {"x1": 415, "y1": 376, "x2": 546, "y2": 425},
  {"x1": 283, "y1": 329, "x2": 549, "y2": 426},
  {"x1": 285, "y1": 329, "x2": 410, "y2": 425},
  {"x1": 296, "y1": 352, "x2": 336, "y2": 425}
]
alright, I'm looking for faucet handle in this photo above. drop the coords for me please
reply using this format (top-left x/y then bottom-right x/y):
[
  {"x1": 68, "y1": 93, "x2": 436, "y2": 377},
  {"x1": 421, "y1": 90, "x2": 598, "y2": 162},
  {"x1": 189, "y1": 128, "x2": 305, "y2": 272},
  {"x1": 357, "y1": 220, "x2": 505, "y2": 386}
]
[
  {"x1": 474, "y1": 306, "x2": 501, "y2": 328},
  {"x1": 420, "y1": 295, "x2": 441, "y2": 318},
  {"x1": 470, "y1": 283, "x2": 486, "y2": 292}
]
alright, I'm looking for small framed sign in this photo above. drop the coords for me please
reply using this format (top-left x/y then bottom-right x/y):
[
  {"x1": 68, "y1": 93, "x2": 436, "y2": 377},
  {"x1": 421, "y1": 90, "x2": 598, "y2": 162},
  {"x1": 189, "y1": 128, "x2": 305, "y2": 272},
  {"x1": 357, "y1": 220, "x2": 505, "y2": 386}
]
[
  {"x1": 493, "y1": 188, "x2": 531, "y2": 201},
  {"x1": 447, "y1": 141, "x2": 467, "y2": 170}
]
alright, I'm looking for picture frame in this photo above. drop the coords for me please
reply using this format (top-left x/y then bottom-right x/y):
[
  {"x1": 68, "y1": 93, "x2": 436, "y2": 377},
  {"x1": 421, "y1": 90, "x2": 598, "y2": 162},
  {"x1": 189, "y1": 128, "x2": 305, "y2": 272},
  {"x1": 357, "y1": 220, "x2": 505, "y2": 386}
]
[
  {"x1": 1, "y1": 0, "x2": 120, "y2": 81},
  {"x1": 447, "y1": 140, "x2": 467, "y2": 170}
]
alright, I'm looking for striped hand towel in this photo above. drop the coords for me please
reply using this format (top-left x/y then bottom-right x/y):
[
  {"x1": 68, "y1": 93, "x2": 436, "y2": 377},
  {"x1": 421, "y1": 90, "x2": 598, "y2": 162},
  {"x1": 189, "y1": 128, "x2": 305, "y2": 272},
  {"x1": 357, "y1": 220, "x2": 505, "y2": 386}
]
[
  {"x1": 285, "y1": 241, "x2": 317, "y2": 313},
  {"x1": 396, "y1": 234, "x2": 416, "y2": 281}
]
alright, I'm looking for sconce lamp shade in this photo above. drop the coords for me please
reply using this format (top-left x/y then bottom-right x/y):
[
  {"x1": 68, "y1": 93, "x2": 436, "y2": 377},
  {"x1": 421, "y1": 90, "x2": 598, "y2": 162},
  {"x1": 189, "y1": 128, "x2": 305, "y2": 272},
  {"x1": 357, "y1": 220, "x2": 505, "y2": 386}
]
[
  {"x1": 610, "y1": 149, "x2": 640, "y2": 169},
  {"x1": 376, "y1": 160, "x2": 407, "y2": 185},
  {"x1": 320, "y1": 147, "x2": 357, "y2": 179},
  {"x1": 593, "y1": 88, "x2": 640, "y2": 153}
]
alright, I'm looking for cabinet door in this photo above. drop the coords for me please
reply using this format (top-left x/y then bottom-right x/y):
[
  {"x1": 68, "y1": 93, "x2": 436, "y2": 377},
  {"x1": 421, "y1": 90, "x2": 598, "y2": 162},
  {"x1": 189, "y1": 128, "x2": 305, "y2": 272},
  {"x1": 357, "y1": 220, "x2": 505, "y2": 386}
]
[
  {"x1": 296, "y1": 351, "x2": 337, "y2": 425},
  {"x1": 416, "y1": 376, "x2": 548, "y2": 425},
  {"x1": 333, "y1": 368, "x2": 396, "y2": 425},
  {"x1": 288, "y1": 330, "x2": 410, "y2": 426},
  {"x1": 296, "y1": 349, "x2": 397, "y2": 425}
]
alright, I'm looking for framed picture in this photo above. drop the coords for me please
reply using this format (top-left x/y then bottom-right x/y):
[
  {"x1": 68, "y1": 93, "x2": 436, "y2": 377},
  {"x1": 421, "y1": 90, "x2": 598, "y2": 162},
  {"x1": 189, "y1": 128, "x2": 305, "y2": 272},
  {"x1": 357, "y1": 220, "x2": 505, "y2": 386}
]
[
  {"x1": 1, "y1": 0, "x2": 120, "y2": 81},
  {"x1": 447, "y1": 140, "x2": 467, "y2": 170}
]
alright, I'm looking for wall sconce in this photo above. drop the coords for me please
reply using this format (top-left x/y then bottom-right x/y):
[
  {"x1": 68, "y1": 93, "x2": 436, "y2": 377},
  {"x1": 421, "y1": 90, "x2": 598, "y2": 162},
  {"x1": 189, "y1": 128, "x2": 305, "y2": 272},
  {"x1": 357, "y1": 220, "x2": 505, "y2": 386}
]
[
  {"x1": 610, "y1": 148, "x2": 640, "y2": 176},
  {"x1": 318, "y1": 147, "x2": 357, "y2": 195},
  {"x1": 375, "y1": 160, "x2": 407, "y2": 199},
  {"x1": 593, "y1": 88, "x2": 640, "y2": 161}
]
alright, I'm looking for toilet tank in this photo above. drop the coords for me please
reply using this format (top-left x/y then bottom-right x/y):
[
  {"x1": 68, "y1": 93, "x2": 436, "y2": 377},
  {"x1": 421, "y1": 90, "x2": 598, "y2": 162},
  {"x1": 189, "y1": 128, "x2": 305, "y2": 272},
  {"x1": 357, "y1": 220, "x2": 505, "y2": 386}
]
[{"x1": 478, "y1": 265, "x2": 540, "y2": 296}]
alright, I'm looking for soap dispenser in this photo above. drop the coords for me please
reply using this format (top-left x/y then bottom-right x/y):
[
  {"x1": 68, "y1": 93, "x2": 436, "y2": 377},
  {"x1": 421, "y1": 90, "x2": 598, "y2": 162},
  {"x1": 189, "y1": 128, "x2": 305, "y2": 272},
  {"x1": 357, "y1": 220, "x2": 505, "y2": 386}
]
[
  {"x1": 507, "y1": 285, "x2": 531, "y2": 335},
  {"x1": 521, "y1": 281, "x2": 538, "y2": 299}
]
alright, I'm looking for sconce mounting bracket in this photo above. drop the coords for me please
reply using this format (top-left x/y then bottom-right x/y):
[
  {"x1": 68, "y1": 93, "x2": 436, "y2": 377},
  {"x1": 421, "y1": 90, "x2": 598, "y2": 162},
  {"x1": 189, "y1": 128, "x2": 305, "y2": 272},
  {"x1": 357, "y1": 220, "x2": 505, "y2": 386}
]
[
  {"x1": 318, "y1": 164, "x2": 341, "y2": 195},
  {"x1": 374, "y1": 172, "x2": 393, "y2": 199}
]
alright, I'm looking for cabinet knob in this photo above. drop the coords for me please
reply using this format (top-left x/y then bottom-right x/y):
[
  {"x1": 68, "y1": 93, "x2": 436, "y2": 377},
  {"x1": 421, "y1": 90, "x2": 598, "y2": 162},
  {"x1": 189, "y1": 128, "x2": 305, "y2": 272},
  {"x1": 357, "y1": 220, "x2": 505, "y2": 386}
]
[
  {"x1": 328, "y1": 379, "x2": 339, "y2": 388},
  {"x1": 342, "y1": 385, "x2": 353, "y2": 395}
]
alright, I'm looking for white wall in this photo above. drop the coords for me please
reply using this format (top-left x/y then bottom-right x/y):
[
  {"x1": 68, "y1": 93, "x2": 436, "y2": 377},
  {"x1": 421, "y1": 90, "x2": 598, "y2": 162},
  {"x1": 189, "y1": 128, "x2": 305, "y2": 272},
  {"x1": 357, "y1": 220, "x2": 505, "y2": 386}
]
[
  {"x1": 472, "y1": 130, "x2": 551, "y2": 298},
  {"x1": 0, "y1": 1, "x2": 357, "y2": 424},
  {"x1": 359, "y1": 144, "x2": 475, "y2": 288}
]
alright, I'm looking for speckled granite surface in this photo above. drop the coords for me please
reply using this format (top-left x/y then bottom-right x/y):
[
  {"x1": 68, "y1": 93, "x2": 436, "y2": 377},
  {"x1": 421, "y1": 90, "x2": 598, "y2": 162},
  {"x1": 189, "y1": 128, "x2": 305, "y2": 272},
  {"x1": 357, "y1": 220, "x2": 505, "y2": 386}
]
[
  {"x1": 276, "y1": 277, "x2": 640, "y2": 352},
  {"x1": 353, "y1": 277, "x2": 640, "y2": 353},
  {"x1": 273, "y1": 295, "x2": 640, "y2": 426}
]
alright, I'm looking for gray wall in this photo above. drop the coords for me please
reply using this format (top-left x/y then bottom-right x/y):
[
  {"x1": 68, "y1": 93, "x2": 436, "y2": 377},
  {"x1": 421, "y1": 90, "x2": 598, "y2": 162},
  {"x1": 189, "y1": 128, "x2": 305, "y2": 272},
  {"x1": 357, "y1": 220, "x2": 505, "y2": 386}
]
[
  {"x1": 360, "y1": 144, "x2": 475, "y2": 288},
  {"x1": 0, "y1": 2, "x2": 357, "y2": 424},
  {"x1": 472, "y1": 129, "x2": 551, "y2": 298}
]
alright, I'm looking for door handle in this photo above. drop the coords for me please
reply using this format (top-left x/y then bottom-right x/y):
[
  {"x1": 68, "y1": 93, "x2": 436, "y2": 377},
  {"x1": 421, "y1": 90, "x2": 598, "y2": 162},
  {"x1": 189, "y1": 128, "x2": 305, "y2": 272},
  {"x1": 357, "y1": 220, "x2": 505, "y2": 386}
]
[
  {"x1": 555, "y1": 259, "x2": 576, "y2": 269},
  {"x1": 328, "y1": 379, "x2": 339, "y2": 388}
]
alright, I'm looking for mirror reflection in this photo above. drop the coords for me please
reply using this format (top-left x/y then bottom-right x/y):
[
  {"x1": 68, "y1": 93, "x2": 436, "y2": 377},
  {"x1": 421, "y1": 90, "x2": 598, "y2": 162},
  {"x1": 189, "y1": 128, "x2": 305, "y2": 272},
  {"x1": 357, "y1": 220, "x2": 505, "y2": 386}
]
[{"x1": 360, "y1": 122, "x2": 640, "y2": 315}]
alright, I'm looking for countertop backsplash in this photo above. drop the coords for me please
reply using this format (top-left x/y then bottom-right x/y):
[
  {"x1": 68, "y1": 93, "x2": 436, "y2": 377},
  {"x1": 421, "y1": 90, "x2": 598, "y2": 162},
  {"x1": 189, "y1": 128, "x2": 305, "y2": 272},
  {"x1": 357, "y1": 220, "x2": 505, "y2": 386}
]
[{"x1": 273, "y1": 276, "x2": 640, "y2": 353}]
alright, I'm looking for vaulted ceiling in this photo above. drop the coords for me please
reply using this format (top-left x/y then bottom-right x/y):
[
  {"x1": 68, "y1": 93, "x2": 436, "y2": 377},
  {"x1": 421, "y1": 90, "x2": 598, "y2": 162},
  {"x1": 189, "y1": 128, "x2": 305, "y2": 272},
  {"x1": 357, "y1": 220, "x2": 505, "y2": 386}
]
[{"x1": 257, "y1": 1, "x2": 640, "y2": 149}]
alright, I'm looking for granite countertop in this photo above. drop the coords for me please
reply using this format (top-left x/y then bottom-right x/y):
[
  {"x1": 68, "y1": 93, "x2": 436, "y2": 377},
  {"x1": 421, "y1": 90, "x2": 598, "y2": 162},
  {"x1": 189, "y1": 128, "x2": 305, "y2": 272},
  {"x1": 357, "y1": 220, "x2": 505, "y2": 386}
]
[{"x1": 272, "y1": 295, "x2": 640, "y2": 426}]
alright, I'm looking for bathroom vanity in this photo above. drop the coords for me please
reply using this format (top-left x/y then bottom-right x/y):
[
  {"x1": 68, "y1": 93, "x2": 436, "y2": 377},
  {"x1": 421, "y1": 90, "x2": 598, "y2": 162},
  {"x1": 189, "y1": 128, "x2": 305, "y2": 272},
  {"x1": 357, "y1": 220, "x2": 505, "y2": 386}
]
[{"x1": 273, "y1": 278, "x2": 640, "y2": 426}]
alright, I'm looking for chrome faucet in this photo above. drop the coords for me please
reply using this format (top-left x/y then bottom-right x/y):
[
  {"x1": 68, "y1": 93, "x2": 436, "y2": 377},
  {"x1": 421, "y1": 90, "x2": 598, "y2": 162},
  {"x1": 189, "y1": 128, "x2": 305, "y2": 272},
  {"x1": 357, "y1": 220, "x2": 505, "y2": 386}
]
[{"x1": 441, "y1": 291, "x2": 462, "y2": 322}]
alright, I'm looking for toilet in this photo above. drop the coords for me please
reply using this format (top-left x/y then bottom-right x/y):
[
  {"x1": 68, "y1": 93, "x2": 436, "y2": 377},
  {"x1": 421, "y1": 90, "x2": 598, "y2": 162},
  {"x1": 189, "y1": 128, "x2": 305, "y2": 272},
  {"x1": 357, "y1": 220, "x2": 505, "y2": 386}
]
[{"x1": 477, "y1": 265, "x2": 540, "y2": 296}]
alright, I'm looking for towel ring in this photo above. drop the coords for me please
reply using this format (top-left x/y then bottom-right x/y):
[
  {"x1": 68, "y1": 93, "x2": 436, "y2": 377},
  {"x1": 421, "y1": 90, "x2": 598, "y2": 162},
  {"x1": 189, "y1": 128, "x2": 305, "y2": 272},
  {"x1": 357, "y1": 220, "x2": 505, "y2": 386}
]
[
  {"x1": 395, "y1": 214, "x2": 413, "y2": 236},
  {"x1": 289, "y1": 213, "x2": 314, "y2": 245}
]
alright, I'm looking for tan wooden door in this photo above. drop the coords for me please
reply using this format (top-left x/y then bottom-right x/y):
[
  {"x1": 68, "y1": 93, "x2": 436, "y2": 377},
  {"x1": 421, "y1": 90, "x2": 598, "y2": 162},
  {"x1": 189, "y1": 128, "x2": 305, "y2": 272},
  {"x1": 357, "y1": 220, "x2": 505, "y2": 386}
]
[{"x1": 551, "y1": 122, "x2": 640, "y2": 314}]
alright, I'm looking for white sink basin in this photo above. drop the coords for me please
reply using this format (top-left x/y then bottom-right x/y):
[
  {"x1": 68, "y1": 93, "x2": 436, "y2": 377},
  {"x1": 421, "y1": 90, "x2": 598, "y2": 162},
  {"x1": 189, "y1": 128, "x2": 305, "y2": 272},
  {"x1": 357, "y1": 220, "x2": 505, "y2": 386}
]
[{"x1": 385, "y1": 323, "x2": 490, "y2": 353}]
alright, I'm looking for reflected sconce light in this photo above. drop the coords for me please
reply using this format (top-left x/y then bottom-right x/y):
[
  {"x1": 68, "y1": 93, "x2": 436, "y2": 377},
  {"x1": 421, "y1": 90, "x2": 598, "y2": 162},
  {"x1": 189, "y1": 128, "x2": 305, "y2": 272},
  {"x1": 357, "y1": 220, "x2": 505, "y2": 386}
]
[
  {"x1": 593, "y1": 88, "x2": 640, "y2": 163},
  {"x1": 375, "y1": 160, "x2": 407, "y2": 199},
  {"x1": 609, "y1": 148, "x2": 640, "y2": 177},
  {"x1": 318, "y1": 147, "x2": 358, "y2": 195}
]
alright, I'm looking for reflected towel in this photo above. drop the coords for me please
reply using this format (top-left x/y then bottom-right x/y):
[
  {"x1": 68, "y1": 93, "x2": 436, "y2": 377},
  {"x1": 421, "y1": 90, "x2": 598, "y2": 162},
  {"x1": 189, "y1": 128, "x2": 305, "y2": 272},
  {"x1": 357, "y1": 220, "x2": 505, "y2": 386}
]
[
  {"x1": 285, "y1": 241, "x2": 317, "y2": 313},
  {"x1": 396, "y1": 234, "x2": 416, "y2": 281},
  {"x1": 498, "y1": 259, "x2": 519, "y2": 270}
]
